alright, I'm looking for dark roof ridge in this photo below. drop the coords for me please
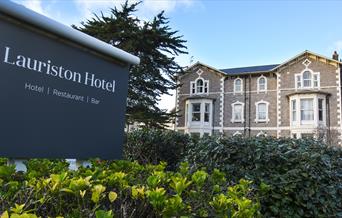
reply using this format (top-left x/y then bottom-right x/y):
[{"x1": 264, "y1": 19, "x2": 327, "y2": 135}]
[{"x1": 220, "y1": 64, "x2": 279, "y2": 75}]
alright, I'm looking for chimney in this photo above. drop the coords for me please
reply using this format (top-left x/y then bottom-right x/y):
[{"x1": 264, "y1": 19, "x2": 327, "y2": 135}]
[{"x1": 332, "y1": 51, "x2": 339, "y2": 61}]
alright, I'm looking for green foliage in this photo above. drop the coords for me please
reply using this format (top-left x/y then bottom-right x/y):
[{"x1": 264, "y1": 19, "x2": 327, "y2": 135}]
[
  {"x1": 0, "y1": 160, "x2": 259, "y2": 218},
  {"x1": 124, "y1": 129, "x2": 191, "y2": 170},
  {"x1": 184, "y1": 136, "x2": 342, "y2": 217},
  {"x1": 74, "y1": 1, "x2": 187, "y2": 128}
]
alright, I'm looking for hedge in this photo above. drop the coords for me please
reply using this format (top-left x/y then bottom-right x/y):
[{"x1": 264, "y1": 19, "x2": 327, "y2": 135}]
[
  {"x1": 0, "y1": 159, "x2": 260, "y2": 217},
  {"x1": 183, "y1": 136, "x2": 342, "y2": 217}
]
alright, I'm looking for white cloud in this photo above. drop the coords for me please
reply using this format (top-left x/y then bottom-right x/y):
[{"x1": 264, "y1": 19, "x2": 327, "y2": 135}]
[
  {"x1": 73, "y1": 0, "x2": 195, "y2": 22},
  {"x1": 18, "y1": 0, "x2": 47, "y2": 16},
  {"x1": 74, "y1": 0, "x2": 132, "y2": 22},
  {"x1": 141, "y1": 0, "x2": 193, "y2": 13}
]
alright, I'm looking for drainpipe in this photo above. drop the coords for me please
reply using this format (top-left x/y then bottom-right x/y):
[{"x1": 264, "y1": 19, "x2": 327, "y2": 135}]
[
  {"x1": 212, "y1": 99, "x2": 215, "y2": 136},
  {"x1": 244, "y1": 76, "x2": 247, "y2": 136},
  {"x1": 249, "y1": 74, "x2": 252, "y2": 137},
  {"x1": 327, "y1": 97, "x2": 331, "y2": 142}
]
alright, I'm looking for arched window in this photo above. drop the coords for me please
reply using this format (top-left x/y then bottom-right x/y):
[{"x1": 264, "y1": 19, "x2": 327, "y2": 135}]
[
  {"x1": 303, "y1": 71, "x2": 312, "y2": 87},
  {"x1": 190, "y1": 78, "x2": 209, "y2": 94},
  {"x1": 295, "y1": 69, "x2": 319, "y2": 89},
  {"x1": 257, "y1": 76, "x2": 267, "y2": 92},
  {"x1": 234, "y1": 78, "x2": 242, "y2": 93},
  {"x1": 196, "y1": 79, "x2": 204, "y2": 93}
]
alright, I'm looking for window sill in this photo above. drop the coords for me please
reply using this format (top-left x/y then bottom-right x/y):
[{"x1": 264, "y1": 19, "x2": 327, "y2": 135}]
[
  {"x1": 255, "y1": 119, "x2": 269, "y2": 123},
  {"x1": 231, "y1": 120, "x2": 245, "y2": 123}
]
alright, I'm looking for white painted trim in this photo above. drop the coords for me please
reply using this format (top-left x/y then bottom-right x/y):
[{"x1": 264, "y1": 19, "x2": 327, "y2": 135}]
[
  {"x1": 178, "y1": 85, "x2": 342, "y2": 96},
  {"x1": 233, "y1": 131, "x2": 242, "y2": 136},
  {"x1": 276, "y1": 73, "x2": 281, "y2": 137},
  {"x1": 185, "y1": 99, "x2": 213, "y2": 134},
  {"x1": 220, "y1": 77, "x2": 225, "y2": 132},
  {"x1": 222, "y1": 126, "x2": 290, "y2": 131},
  {"x1": 196, "y1": 69, "x2": 203, "y2": 75},
  {"x1": 257, "y1": 75, "x2": 267, "y2": 93},
  {"x1": 231, "y1": 101, "x2": 245, "y2": 123},
  {"x1": 256, "y1": 131, "x2": 267, "y2": 137},
  {"x1": 336, "y1": 66, "x2": 342, "y2": 144},
  {"x1": 176, "y1": 126, "x2": 342, "y2": 131},
  {"x1": 295, "y1": 67, "x2": 320, "y2": 90},
  {"x1": 0, "y1": 1, "x2": 140, "y2": 65},
  {"x1": 289, "y1": 94, "x2": 327, "y2": 130},
  {"x1": 190, "y1": 77, "x2": 209, "y2": 95},
  {"x1": 175, "y1": 79, "x2": 180, "y2": 127},
  {"x1": 234, "y1": 77, "x2": 243, "y2": 94},
  {"x1": 255, "y1": 100, "x2": 270, "y2": 123}
]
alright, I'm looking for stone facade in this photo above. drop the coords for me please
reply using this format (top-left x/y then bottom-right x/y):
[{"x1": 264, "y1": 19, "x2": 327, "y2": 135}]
[{"x1": 175, "y1": 51, "x2": 342, "y2": 143}]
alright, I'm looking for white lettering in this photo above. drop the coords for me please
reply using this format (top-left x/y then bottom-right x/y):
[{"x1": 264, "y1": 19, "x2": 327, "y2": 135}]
[
  {"x1": 3, "y1": 46, "x2": 116, "y2": 94},
  {"x1": 3, "y1": 47, "x2": 14, "y2": 65}
]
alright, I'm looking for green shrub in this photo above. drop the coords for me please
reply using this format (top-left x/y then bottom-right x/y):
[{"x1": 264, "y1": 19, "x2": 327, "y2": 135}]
[
  {"x1": 0, "y1": 160, "x2": 260, "y2": 217},
  {"x1": 184, "y1": 136, "x2": 342, "y2": 217},
  {"x1": 124, "y1": 129, "x2": 191, "y2": 170}
]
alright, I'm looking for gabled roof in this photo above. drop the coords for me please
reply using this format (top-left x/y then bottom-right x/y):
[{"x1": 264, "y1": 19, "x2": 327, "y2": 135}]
[
  {"x1": 272, "y1": 50, "x2": 341, "y2": 71},
  {"x1": 181, "y1": 61, "x2": 226, "y2": 77},
  {"x1": 220, "y1": 64, "x2": 279, "y2": 75},
  {"x1": 183, "y1": 50, "x2": 341, "y2": 78}
]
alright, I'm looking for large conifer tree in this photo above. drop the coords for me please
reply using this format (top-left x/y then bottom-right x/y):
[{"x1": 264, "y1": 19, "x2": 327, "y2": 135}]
[{"x1": 73, "y1": 1, "x2": 187, "y2": 128}]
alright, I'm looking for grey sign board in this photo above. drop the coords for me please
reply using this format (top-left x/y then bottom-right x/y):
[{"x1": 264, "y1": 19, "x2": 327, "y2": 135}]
[{"x1": 0, "y1": 8, "x2": 137, "y2": 159}]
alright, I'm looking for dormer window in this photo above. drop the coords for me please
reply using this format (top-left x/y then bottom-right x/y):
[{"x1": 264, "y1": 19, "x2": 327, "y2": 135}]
[
  {"x1": 295, "y1": 69, "x2": 320, "y2": 89},
  {"x1": 257, "y1": 76, "x2": 267, "y2": 92},
  {"x1": 190, "y1": 78, "x2": 209, "y2": 94},
  {"x1": 234, "y1": 78, "x2": 243, "y2": 93}
]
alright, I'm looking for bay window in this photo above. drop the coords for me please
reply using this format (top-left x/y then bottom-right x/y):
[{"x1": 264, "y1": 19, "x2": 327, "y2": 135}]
[
  {"x1": 318, "y1": 99, "x2": 323, "y2": 121},
  {"x1": 185, "y1": 99, "x2": 213, "y2": 137},
  {"x1": 191, "y1": 103, "x2": 201, "y2": 122},
  {"x1": 290, "y1": 94, "x2": 327, "y2": 127},
  {"x1": 204, "y1": 103, "x2": 210, "y2": 122},
  {"x1": 300, "y1": 98, "x2": 314, "y2": 121},
  {"x1": 291, "y1": 100, "x2": 296, "y2": 122},
  {"x1": 186, "y1": 99, "x2": 213, "y2": 126}
]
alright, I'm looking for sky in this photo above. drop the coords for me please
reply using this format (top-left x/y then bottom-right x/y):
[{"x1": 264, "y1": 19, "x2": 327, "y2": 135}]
[{"x1": 11, "y1": 0, "x2": 342, "y2": 111}]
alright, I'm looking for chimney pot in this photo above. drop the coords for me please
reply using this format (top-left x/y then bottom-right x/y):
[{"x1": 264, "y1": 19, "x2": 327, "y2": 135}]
[{"x1": 332, "y1": 51, "x2": 339, "y2": 61}]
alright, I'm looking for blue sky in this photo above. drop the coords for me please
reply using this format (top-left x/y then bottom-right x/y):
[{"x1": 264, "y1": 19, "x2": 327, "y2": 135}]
[{"x1": 12, "y1": 0, "x2": 342, "y2": 110}]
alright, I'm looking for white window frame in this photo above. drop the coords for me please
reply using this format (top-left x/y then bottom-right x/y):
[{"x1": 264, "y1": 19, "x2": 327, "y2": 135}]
[
  {"x1": 234, "y1": 78, "x2": 243, "y2": 93},
  {"x1": 186, "y1": 99, "x2": 213, "y2": 127},
  {"x1": 231, "y1": 101, "x2": 244, "y2": 123},
  {"x1": 255, "y1": 100, "x2": 269, "y2": 123},
  {"x1": 190, "y1": 77, "x2": 209, "y2": 95},
  {"x1": 300, "y1": 98, "x2": 314, "y2": 124},
  {"x1": 295, "y1": 69, "x2": 320, "y2": 90},
  {"x1": 257, "y1": 75, "x2": 267, "y2": 92},
  {"x1": 289, "y1": 94, "x2": 327, "y2": 128}
]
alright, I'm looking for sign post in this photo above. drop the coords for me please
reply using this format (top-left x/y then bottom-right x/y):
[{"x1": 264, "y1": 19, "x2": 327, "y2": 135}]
[{"x1": 0, "y1": 1, "x2": 139, "y2": 164}]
